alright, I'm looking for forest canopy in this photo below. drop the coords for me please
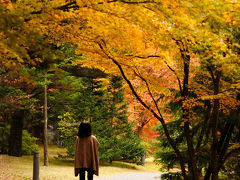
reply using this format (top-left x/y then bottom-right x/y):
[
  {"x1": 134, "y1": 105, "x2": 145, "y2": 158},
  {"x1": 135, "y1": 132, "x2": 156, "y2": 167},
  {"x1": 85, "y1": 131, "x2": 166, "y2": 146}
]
[{"x1": 1, "y1": 0, "x2": 240, "y2": 179}]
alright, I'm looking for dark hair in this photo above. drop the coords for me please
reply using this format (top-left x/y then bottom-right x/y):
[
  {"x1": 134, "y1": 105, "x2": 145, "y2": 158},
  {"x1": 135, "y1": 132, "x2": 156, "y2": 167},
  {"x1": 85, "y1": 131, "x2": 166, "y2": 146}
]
[{"x1": 77, "y1": 121, "x2": 92, "y2": 138}]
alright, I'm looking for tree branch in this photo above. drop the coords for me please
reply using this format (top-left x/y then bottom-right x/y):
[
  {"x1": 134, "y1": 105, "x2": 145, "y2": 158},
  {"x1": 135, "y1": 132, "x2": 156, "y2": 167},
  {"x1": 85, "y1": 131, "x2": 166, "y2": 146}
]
[
  {"x1": 133, "y1": 67, "x2": 163, "y2": 118},
  {"x1": 102, "y1": 0, "x2": 157, "y2": 4},
  {"x1": 97, "y1": 38, "x2": 187, "y2": 179},
  {"x1": 126, "y1": 55, "x2": 161, "y2": 59},
  {"x1": 30, "y1": 0, "x2": 157, "y2": 15},
  {"x1": 164, "y1": 61, "x2": 183, "y2": 93},
  {"x1": 125, "y1": 54, "x2": 183, "y2": 93},
  {"x1": 98, "y1": 41, "x2": 156, "y2": 115},
  {"x1": 222, "y1": 147, "x2": 240, "y2": 164},
  {"x1": 195, "y1": 101, "x2": 211, "y2": 152}
]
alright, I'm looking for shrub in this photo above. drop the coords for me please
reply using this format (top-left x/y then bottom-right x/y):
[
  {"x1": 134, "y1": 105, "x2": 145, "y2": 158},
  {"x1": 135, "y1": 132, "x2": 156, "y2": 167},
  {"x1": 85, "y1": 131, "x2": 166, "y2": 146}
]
[
  {"x1": 161, "y1": 172, "x2": 183, "y2": 180},
  {"x1": 22, "y1": 130, "x2": 39, "y2": 155},
  {"x1": 0, "y1": 124, "x2": 10, "y2": 153},
  {"x1": 0, "y1": 125, "x2": 39, "y2": 155}
]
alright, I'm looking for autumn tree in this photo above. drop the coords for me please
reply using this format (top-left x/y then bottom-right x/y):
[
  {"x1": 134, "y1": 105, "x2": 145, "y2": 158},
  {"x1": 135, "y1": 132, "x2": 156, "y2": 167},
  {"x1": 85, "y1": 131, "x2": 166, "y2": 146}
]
[
  {"x1": 0, "y1": 3, "x2": 40, "y2": 156},
  {"x1": 35, "y1": 0, "x2": 239, "y2": 179},
  {"x1": 0, "y1": 2, "x2": 78, "y2": 157},
  {"x1": 1, "y1": 1, "x2": 240, "y2": 179}
]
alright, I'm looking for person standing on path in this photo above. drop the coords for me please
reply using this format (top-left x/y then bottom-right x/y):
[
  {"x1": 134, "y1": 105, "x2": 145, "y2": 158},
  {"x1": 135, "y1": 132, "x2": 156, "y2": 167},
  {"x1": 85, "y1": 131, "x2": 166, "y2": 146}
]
[{"x1": 74, "y1": 121, "x2": 99, "y2": 180}]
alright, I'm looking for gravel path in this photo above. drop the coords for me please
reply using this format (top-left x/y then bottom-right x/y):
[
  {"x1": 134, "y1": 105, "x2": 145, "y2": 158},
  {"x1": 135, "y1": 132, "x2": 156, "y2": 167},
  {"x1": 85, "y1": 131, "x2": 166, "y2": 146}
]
[{"x1": 96, "y1": 172, "x2": 162, "y2": 180}]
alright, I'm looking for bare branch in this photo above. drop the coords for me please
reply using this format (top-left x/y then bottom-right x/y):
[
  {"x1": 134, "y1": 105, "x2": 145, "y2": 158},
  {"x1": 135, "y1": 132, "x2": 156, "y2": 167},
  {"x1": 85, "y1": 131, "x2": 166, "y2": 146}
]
[
  {"x1": 207, "y1": 66, "x2": 215, "y2": 82},
  {"x1": 30, "y1": 0, "x2": 157, "y2": 15},
  {"x1": 164, "y1": 60, "x2": 183, "y2": 93},
  {"x1": 98, "y1": 40, "x2": 157, "y2": 116},
  {"x1": 133, "y1": 67, "x2": 163, "y2": 119},
  {"x1": 125, "y1": 54, "x2": 183, "y2": 92},
  {"x1": 126, "y1": 54, "x2": 161, "y2": 59}
]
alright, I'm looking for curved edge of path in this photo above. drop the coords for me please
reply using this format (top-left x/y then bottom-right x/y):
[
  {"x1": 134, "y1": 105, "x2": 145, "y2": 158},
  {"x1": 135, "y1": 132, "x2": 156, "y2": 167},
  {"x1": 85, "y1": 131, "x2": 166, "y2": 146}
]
[{"x1": 96, "y1": 172, "x2": 162, "y2": 180}]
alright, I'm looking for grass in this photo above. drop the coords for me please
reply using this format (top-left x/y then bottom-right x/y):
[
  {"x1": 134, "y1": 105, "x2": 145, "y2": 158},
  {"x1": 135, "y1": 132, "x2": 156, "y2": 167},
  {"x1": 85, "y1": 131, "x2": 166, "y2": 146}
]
[{"x1": 0, "y1": 145, "x2": 160, "y2": 180}]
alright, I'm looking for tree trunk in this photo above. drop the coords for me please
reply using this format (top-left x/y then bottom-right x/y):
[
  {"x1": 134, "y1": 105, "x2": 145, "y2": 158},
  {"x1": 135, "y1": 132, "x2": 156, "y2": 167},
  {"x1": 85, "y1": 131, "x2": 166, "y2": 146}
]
[
  {"x1": 136, "y1": 125, "x2": 143, "y2": 137},
  {"x1": 184, "y1": 122, "x2": 199, "y2": 180},
  {"x1": 8, "y1": 110, "x2": 24, "y2": 157},
  {"x1": 160, "y1": 119, "x2": 187, "y2": 180},
  {"x1": 204, "y1": 71, "x2": 221, "y2": 180},
  {"x1": 204, "y1": 166, "x2": 212, "y2": 180},
  {"x1": 196, "y1": 101, "x2": 211, "y2": 152},
  {"x1": 216, "y1": 122, "x2": 234, "y2": 174},
  {"x1": 182, "y1": 57, "x2": 199, "y2": 180},
  {"x1": 43, "y1": 75, "x2": 49, "y2": 166},
  {"x1": 210, "y1": 73, "x2": 220, "y2": 180},
  {"x1": 217, "y1": 105, "x2": 240, "y2": 172}
]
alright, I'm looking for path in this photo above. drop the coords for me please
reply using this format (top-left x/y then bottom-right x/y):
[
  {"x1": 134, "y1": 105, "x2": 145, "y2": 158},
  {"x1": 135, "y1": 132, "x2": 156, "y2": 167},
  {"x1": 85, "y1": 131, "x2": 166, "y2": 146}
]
[{"x1": 96, "y1": 172, "x2": 162, "y2": 180}]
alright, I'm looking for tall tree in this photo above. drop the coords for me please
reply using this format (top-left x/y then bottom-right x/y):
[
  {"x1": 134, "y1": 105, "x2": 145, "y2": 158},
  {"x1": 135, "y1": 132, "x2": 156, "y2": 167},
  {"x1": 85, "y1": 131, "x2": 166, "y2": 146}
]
[
  {"x1": 41, "y1": 1, "x2": 239, "y2": 179},
  {"x1": 2, "y1": 1, "x2": 240, "y2": 178},
  {"x1": 43, "y1": 72, "x2": 48, "y2": 166}
]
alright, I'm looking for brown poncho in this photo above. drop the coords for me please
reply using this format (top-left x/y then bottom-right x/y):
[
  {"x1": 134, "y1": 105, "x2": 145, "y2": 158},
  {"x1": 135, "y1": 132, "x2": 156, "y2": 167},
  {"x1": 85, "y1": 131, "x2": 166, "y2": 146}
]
[{"x1": 74, "y1": 135, "x2": 99, "y2": 176}]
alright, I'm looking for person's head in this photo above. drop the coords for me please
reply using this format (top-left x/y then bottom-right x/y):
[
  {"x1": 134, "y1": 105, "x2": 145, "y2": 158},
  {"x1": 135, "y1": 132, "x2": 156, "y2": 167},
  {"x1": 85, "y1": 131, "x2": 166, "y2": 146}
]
[{"x1": 77, "y1": 121, "x2": 92, "y2": 138}]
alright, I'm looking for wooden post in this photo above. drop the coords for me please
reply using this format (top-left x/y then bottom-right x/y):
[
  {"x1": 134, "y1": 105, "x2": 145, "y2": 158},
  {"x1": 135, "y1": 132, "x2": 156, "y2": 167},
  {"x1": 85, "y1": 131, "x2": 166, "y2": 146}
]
[{"x1": 33, "y1": 152, "x2": 40, "y2": 180}]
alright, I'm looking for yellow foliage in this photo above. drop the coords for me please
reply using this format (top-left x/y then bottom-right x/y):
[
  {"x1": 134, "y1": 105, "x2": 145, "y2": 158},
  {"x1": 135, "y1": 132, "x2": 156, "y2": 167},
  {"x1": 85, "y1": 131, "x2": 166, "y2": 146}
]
[{"x1": 1, "y1": 0, "x2": 240, "y2": 126}]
